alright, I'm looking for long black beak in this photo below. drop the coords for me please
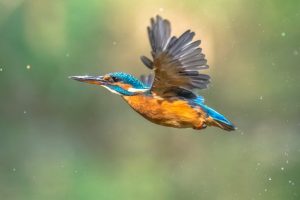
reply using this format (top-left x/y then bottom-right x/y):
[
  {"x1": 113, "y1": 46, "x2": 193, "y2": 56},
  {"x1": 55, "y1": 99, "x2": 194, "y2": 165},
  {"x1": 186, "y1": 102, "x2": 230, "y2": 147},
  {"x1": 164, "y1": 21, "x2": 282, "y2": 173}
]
[{"x1": 69, "y1": 75, "x2": 106, "y2": 85}]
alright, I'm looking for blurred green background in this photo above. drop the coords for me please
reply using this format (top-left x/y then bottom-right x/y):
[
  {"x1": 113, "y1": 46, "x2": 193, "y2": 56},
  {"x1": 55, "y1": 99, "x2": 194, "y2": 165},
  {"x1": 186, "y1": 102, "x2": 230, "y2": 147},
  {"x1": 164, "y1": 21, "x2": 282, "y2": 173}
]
[{"x1": 0, "y1": 0, "x2": 299, "y2": 199}]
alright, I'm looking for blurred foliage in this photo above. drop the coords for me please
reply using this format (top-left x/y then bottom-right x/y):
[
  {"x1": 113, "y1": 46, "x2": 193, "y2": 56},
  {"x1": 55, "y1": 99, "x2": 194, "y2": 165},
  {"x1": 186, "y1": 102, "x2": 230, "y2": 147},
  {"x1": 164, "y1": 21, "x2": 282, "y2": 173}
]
[{"x1": 0, "y1": 0, "x2": 300, "y2": 199}]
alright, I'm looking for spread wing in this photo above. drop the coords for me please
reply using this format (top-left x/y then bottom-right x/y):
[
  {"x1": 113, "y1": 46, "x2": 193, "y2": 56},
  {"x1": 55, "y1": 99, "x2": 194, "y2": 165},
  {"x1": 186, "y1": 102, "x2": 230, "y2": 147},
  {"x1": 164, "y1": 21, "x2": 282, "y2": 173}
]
[{"x1": 140, "y1": 15, "x2": 210, "y2": 98}]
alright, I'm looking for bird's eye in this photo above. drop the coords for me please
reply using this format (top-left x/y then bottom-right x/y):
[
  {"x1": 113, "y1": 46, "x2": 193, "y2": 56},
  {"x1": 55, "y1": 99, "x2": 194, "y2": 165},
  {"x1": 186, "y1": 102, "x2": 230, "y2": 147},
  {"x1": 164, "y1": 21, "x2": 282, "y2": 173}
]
[{"x1": 111, "y1": 76, "x2": 120, "y2": 82}]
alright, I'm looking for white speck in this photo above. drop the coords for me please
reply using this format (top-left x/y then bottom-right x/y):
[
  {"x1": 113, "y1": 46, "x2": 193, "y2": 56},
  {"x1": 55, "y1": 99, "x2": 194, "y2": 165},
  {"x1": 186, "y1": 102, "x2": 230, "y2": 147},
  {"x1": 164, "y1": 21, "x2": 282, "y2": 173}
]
[
  {"x1": 259, "y1": 96, "x2": 263, "y2": 100},
  {"x1": 281, "y1": 32, "x2": 286, "y2": 37},
  {"x1": 66, "y1": 53, "x2": 70, "y2": 57},
  {"x1": 0, "y1": 68, "x2": 2, "y2": 71},
  {"x1": 288, "y1": 180, "x2": 295, "y2": 186},
  {"x1": 264, "y1": 188, "x2": 268, "y2": 192},
  {"x1": 12, "y1": 168, "x2": 16, "y2": 172},
  {"x1": 23, "y1": 110, "x2": 27, "y2": 114},
  {"x1": 26, "y1": 65, "x2": 31, "y2": 70},
  {"x1": 268, "y1": 177, "x2": 272, "y2": 181},
  {"x1": 74, "y1": 170, "x2": 78, "y2": 174},
  {"x1": 257, "y1": 162, "x2": 261, "y2": 166},
  {"x1": 112, "y1": 41, "x2": 117, "y2": 45},
  {"x1": 281, "y1": 167, "x2": 284, "y2": 171},
  {"x1": 293, "y1": 50, "x2": 299, "y2": 55},
  {"x1": 159, "y1": 7, "x2": 164, "y2": 12},
  {"x1": 286, "y1": 160, "x2": 289, "y2": 164}
]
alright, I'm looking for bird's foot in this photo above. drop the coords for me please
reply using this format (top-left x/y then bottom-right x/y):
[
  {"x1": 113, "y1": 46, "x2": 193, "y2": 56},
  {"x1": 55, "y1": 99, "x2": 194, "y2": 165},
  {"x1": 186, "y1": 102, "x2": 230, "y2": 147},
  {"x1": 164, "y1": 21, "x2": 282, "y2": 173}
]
[{"x1": 193, "y1": 123, "x2": 207, "y2": 130}]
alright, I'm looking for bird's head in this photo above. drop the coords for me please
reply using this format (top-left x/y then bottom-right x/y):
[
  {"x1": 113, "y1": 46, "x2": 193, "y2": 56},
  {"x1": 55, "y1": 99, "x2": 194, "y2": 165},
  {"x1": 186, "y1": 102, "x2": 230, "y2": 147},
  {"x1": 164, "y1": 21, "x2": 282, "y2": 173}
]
[{"x1": 70, "y1": 72, "x2": 149, "y2": 96}]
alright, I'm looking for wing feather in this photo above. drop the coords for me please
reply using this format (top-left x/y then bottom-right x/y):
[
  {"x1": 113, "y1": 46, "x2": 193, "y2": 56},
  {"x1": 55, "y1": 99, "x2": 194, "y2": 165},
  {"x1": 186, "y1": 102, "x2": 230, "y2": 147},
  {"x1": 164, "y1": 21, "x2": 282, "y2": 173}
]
[{"x1": 140, "y1": 15, "x2": 210, "y2": 98}]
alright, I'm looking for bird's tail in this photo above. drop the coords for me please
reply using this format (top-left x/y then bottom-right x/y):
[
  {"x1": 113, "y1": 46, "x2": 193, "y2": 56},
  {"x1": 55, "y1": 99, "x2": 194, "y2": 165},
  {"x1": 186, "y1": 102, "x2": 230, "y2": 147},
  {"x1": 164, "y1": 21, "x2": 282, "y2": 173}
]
[{"x1": 202, "y1": 105, "x2": 236, "y2": 131}]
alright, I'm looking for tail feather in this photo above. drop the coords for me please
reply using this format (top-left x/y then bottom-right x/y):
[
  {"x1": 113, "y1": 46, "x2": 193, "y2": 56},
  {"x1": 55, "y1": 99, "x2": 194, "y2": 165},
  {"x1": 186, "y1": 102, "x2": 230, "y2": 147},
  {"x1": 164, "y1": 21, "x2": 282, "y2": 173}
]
[
  {"x1": 210, "y1": 119, "x2": 236, "y2": 131},
  {"x1": 201, "y1": 105, "x2": 236, "y2": 131}
]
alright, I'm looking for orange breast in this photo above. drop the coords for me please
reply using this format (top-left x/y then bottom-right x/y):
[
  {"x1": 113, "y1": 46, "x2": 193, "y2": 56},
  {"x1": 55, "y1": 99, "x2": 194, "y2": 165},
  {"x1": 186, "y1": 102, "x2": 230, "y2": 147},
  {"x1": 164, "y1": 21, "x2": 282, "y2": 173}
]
[{"x1": 123, "y1": 95, "x2": 206, "y2": 128}]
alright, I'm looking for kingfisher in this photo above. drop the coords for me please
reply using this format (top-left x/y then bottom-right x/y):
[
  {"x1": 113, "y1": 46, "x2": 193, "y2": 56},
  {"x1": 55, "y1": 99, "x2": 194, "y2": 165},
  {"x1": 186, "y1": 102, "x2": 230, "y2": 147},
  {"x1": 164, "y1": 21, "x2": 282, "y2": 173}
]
[{"x1": 70, "y1": 15, "x2": 236, "y2": 131}]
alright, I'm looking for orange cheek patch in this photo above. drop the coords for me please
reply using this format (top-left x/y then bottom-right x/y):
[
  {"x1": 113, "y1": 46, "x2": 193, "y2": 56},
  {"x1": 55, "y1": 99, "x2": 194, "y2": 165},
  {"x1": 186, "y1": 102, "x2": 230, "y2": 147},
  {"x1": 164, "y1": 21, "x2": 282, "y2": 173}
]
[
  {"x1": 114, "y1": 83, "x2": 132, "y2": 90},
  {"x1": 103, "y1": 75, "x2": 112, "y2": 82}
]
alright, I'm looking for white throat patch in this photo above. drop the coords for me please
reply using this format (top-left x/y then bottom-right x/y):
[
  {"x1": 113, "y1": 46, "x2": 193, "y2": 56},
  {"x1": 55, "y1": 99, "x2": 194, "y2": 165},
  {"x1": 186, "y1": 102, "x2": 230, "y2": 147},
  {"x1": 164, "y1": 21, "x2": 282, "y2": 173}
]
[
  {"x1": 101, "y1": 85, "x2": 121, "y2": 95},
  {"x1": 127, "y1": 88, "x2": 149, "y2": 93},
  {"x1": 101, "y1": 86, "x2": 149, "y2": 95}
]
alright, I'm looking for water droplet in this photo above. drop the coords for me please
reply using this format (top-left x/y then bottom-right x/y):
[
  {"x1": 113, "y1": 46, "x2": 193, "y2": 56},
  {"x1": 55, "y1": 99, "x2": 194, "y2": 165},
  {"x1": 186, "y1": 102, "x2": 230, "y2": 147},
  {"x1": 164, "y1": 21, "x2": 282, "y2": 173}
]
[
  {"x1": 268, "y1": 177, "x2": 272, "y2": 181},
  {"x1": 288, "y1": 180, "x2": 295, "y2": 186},
  {"x1": 258, "y1": 192, "x2": 262, "y2": 196},
  {"x1": 12, "y1": 168, "x2": 16, "y2": 172},
  {"x1": 159, "y1": 7, "x2": 164, "y2": 12},
  {"x1": 257, "y1": 162, "x2": 261, "y2": 166},
  {"x1": 293, "y1": 50, "x2": 299, "y2": 56},
  {"x1": 281, "y1": 167, "x2": 284, "y2": 171},
  {"x1": 264, "y1": 188, "x2": 268, "y2": 192},
  {"x1": 259, "y1": 96, "x2": 263, "y2": 100},
  {"x1": 26, "y1": 65, "x2": 31, "y2": 70},
  {"x1": 23, "y1": 110, "x2": 27, "y2": 114},
  {"x1": 0, "y1": 68, "x2": 3, "y2": 72},
  {"x1": 281, "y1": 32, "x2": 286, "y2": 37},
  {"x1": 286, "y1": 160, "x2": 289, "y2": 164}
]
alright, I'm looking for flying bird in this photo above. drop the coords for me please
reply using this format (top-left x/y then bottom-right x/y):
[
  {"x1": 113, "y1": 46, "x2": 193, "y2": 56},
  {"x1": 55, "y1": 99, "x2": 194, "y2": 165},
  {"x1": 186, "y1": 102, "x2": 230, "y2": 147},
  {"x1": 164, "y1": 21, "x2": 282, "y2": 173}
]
[{"x1": 70, "y1": 15, "x2": 236, "y2": 131}]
